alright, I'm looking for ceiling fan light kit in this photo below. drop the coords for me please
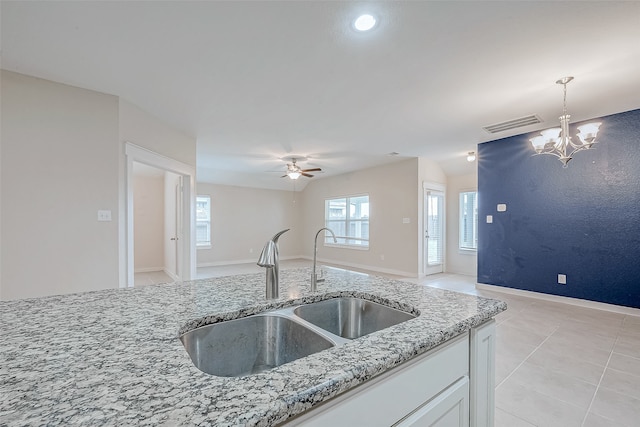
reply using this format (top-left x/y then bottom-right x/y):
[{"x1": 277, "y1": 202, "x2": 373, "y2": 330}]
[
  {"x1": 353, "y1": 14, "x2": 376, "y2": 31},
  {"x1": 282, "y1": 158, "x2": 322, "y2": 180}
]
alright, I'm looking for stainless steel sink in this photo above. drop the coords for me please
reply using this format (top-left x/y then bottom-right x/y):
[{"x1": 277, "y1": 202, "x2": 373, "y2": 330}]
[
  {"x1": 180, "y1": 296, "x2": 417, "y2": 377},
  {"x1": 180, "y1": 313, "x2": 334, "y2": 377},
  {"x1": 293, "y1": 297, "x2": 416, "y2": 339}
]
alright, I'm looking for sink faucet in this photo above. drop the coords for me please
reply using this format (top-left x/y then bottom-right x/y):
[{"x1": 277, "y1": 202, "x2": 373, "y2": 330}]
[
  {"x1": 312, "y1": 227, "x2": 337, "y2": 292},
  {"x1": 257, "y1": 229, "x2": 290, "y2": 299}
]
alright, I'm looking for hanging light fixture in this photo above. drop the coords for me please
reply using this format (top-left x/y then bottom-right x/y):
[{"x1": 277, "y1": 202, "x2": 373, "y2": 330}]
[
  {"x1": 529, "y1": 77, "x2": 601, "y2": 167},
  {"x1": 287, "y1": 171, "x2": 301, "y2": 180}
]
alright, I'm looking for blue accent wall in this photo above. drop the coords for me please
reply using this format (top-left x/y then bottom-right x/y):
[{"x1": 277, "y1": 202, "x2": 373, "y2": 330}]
[{"x1": 477, "y1": 109, "x2": 640, "y2": 308}]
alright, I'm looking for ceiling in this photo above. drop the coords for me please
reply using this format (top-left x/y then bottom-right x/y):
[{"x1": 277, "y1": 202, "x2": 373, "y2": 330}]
[{"x1": 2, "y1": 1, "x2": 640, "y2": 191}]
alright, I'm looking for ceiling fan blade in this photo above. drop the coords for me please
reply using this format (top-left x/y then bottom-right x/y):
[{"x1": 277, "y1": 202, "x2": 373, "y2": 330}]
[
  {"x1": 301, "y1": 168, "x2": 322, "y2": 172},
  {"x1": 301, "y1": 172, "x2": 314, "y2": 178}
]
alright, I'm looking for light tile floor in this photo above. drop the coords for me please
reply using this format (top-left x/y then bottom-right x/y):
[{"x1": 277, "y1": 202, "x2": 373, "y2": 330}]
[
  {"x1": 414, "y1": 273, "x2": 640, "y2": 427},
  {"x1": 156, "y1": 260, "x2": 640, "y2": 426},
  {"x1": 134, "y1": 270, "x2": 173, "y2": 286}
]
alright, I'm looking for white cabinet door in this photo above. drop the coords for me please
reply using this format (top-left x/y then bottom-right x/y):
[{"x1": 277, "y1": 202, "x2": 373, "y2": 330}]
[
  {"x1": 394, "y1": 377, "x2": 469, "y2": 427},
  {"x1": 469, "y1": 320, "x2": 496, "y2": 427}
]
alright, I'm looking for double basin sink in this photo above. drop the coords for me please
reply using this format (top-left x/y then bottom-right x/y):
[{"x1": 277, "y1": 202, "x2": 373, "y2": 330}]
[{"x1": 180, "y1": 296, "x2": 417, "y2": 377}]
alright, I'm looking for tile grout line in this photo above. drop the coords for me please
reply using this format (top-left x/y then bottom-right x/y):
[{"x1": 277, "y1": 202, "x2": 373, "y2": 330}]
[
  {"x1": 496, "y1": 408, "x2": 537, "y2": 427},
  {"x1": 495, "y1": 324, "x2": 559, "y2": 390},
  {"x1": 579, "y1": 329, "x2": 619, "y2": 427}
]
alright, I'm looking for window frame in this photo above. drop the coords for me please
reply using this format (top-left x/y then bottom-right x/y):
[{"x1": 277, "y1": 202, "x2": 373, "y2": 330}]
[
  {"x1": 459, "y1": 190, "x2": 478, "y2": 252},
  {"x1": 196, "y1": 195, "x2": 212, "y2": 249},
  {"x1": 324, "y1": 194, "x2": 370, "y2": 250}
]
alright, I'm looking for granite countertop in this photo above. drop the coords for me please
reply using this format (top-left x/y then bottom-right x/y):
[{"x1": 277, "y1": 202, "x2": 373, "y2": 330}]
[{"x1": 0, "y1": 267, "x2": 506, "y2": 426}]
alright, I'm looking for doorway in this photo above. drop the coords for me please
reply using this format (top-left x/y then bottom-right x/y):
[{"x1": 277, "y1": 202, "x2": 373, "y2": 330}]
[
  {"x1": 424, "y1": 183, "x2": 445, "y2": 275},
  {"x1": 131, "y1": 162, "x2": 183, "y2": 285},
  {"x1": 125, "y1": 143, "x2": 196, "y2": 287}
]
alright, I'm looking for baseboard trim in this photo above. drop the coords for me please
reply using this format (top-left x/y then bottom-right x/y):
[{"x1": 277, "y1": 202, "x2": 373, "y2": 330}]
[
  {"x1": 476, "y1": 283, "x2": 640, "y2": 317},
  {"x1": 304, "y1": 256, "x2": 416, "y2": 278},
  {"x1": 197, "y1": 255, "x2": 305, "y2": 269},
  {"x1": 134, "y1": 267, "x2": 165, "y2": 273},
  {"x1": 163, "y1": 269, "x2": 180, "y2": 282},
  {"x1": 197, "y1": 256, "x2": 416, "y2": 279}
]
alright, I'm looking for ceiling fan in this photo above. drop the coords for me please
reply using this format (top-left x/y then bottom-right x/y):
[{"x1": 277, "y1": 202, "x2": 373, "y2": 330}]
[{"x1": 282, "y1": 158, "x2": 321, "y2": 180}]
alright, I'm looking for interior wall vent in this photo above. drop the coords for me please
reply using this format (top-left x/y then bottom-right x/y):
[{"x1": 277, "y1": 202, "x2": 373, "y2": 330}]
[{"x1": 482, "y1": 115, "x2": 542, "y2": 134}]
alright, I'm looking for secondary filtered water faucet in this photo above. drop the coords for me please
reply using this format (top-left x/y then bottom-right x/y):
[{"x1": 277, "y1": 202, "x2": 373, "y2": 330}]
[
  {"x1": 257, "y1": 229, "x2": 290, "y2": 299},
  {"x1": 312, "y1": 227, "x2": 337, "y2": 292}
]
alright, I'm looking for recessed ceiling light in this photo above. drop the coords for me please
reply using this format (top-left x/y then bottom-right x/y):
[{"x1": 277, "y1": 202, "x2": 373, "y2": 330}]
[{"x1": 354, "y1": 14, "x2": 376, "y2": 31}]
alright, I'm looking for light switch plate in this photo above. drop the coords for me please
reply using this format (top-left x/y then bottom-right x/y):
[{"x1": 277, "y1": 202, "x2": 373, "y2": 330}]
[
  {"x1": 98, "y1": 210, "x2": 112, "y2": 221},
  {"x1": 486, "y1": 215, "x2": 493, "y2": 224},
  {"x1": 403, "y1": 217, "x2": 410, "y2": 224},
  {"x1": 497, "y1": 204, "x2": 507, "y2": 212}
]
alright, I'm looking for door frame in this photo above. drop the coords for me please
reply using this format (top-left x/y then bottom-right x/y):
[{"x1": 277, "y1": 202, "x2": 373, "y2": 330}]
[
  {"x1": 423, "y1": 181, "x2": 446, "y2": 276},
  {"x1": 124, "y1": 142, "x2": 196, "y2": 287}
]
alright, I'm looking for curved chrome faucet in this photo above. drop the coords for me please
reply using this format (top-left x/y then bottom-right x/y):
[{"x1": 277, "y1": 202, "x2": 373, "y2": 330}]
[
  {"x1": 312, "y1": 227, "x2": 337, "y2": 292},
  {"x1": 257, "y1": 229, "x2": 290, "y2": 299}
]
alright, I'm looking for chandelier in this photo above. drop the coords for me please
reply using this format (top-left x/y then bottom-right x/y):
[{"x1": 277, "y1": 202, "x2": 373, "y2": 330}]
[{"x1": 529, "y1": 77, "x2": 601, "y2": 167}]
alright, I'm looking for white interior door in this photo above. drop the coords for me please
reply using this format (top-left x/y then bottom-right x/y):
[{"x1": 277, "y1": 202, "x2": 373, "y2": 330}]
[
  {"x1": 164, "y1": 172, "x2": 182, "y2": 281},
  {"x1": 174, "y1": 176, "x2": 184, "y2": 278},
  {"x1": 424, "y1": 189, "x2": 445, "y2": 275}
]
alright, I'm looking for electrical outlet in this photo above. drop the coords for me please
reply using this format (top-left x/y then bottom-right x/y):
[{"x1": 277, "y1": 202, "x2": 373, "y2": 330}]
[
  {"x1": 380, "y1": 254, "x2": 385, "y2": 261},
  {"x1": 486, "y1": 215, "x2": 493, "y2": 224},
  {"x1": 558, "y1": 274, "x2": 567, "y2": 285},
  {"x1": 249, "y1": 248, "x2": 253, "y2": 254}
]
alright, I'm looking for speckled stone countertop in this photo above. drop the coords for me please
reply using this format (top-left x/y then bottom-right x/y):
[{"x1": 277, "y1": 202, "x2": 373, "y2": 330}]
[{"x1": 1, "y1": 267, "x2": 506, "y2": 426}]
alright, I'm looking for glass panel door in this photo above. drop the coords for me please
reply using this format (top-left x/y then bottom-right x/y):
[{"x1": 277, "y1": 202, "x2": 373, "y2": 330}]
[{"x1": 425, "y1": 190, "x2": 445, "y2": 275}]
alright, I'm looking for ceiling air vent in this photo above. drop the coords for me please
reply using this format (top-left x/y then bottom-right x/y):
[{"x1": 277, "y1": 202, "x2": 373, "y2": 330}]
[{"x1": 482, "y1": 115, "x2": 542, "y2": 134}]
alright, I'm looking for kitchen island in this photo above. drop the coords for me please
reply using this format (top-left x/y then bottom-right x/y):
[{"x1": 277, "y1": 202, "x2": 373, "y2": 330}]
[{"x1": 0, "y1": 268, "x2": 506, "y2": 426}]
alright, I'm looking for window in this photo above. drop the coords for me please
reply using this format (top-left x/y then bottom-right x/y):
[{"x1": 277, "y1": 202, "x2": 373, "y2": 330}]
[
  {"x1": 459, "y1": 191, "x2": 478, "y2": 250},
  {"x1": 196, "y1": 196, "x2": 211, "y2": 247},
  {"x1": 325, "y1": 195, "x2": 369, "y2": 248}
]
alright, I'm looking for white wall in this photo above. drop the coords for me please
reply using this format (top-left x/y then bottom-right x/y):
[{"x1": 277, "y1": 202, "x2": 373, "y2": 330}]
[
  {"x1": 197, "y1": 159, "x2": 447, "y2": 277},
  {"x1": 196, "y1": 183, "x2": 303, "y2": 266},
  {"x1": 118, "y1": 99, "x2": 195, "y2": 167},
  {"x1": 133, "y1": 173, "x2": 165, "y2": 272},
  {"x1": 1, "y1": 70, "x2": 120, "y2": 300},
  {"x1": 445, "y1": 172, "x2": 477, "y2": 276},
  {"x1": 0, "y1": 71, "x2": 197, "y2": 300},
  {"x1": 300, "y1": 158, "x2": 420, "y2": 277},
  {"x1": 195, "y1": 158, "x2": 461, "y2": 279}
]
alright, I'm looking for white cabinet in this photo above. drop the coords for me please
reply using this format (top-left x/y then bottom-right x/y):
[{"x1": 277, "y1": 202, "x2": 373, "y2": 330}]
[
  {"x1": 286, "y1": 334, "x2": 469, "y2": 427},
  {"x1": 394, "y1": 377, "x2": 469, "y2": 427},
  {"x1": 469, "y1": 320, "x2": 496, "y2": 427},
  {"x1": 284, "y1": 322, "x2": 496, "y2": 427}
]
